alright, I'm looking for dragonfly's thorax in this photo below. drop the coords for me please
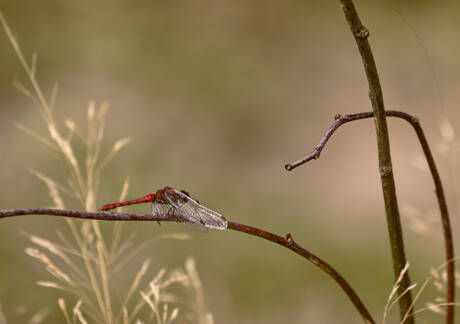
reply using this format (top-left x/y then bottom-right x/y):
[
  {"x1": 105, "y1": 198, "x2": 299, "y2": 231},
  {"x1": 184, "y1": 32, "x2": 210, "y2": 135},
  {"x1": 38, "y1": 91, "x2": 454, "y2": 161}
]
[
  {"x1": 155, "y1": 187, "x2": 189, "y2": 204},
  {"x1": 154, "y1": 188, "x2": 167, "y2": 204}
]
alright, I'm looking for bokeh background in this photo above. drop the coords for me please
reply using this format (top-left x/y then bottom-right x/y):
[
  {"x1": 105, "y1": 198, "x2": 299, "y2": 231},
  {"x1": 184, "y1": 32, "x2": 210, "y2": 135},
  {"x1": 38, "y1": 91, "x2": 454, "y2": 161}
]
[{"x1": 1, "y1": 0, "x2": 459, "y2": 323}]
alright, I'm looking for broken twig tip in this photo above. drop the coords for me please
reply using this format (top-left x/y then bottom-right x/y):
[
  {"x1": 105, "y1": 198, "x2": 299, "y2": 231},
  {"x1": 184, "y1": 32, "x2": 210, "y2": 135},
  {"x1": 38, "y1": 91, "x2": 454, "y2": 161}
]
[{"x1": 355, "y1": 27, "x2": 369, "y2": 39}]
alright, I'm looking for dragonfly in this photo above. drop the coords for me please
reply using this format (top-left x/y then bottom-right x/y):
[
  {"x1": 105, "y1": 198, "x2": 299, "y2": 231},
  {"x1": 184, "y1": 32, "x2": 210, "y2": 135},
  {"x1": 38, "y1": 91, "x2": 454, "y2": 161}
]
[{"x1": 98, "y1": 186, "x2": 228, "y2": 230}]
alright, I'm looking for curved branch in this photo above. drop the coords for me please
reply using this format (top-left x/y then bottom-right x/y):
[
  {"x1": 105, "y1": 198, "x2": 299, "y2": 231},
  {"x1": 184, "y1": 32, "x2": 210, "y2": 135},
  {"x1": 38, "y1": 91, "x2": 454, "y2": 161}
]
[
  {"x1": 229, "y1": 221, "x2": 374, "y2": 324},
  {"x1": 285, "y1": 110, "x2": 455, "y2": 323},
  {"x1": 285, "y1": 112, "x2": 371, "y2": 171},
  {"x1": 0, "y1": 208, "x2": 375, "y2": 324}
]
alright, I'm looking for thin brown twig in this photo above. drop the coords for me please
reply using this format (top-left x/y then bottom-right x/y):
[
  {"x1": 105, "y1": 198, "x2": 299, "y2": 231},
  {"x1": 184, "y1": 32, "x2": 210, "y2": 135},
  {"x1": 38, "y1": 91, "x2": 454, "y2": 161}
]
[
  {"x1": 339, "y1": 1, "x2": 414, "y2": 322},
  {"x1": 285, "y1": 112, "x2": 361, "y2": 171},
  {"x1": 285, "y1": 110, "x2": 455, "y2": 323},
  {"x1": 0, "y1": 208, "x2": 375, "y2": 324}
]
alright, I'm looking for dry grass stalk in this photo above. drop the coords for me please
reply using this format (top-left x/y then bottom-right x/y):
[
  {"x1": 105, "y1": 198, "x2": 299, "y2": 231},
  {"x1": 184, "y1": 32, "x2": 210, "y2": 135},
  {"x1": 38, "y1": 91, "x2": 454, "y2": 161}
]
[
  {"x1": 0, "y1": 11, "x2": 214, "y2": 324},
  {"x1": 383, "y1": 259, "x2": 460, "y2": 323}
]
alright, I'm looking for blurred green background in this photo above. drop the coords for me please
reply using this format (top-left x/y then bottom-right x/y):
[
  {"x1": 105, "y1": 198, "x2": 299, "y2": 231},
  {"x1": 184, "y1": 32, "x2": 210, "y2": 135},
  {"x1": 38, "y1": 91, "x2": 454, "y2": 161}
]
[{"x1": 0, "y1": 0, "x2": 459, "y2": 323}]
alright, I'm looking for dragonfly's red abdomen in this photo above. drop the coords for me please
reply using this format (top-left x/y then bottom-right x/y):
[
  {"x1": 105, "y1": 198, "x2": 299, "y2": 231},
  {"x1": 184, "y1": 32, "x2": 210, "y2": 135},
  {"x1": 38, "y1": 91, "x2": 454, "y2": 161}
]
[{"x1": 98, "y1": 193, "x2": 156, "y2": 211}]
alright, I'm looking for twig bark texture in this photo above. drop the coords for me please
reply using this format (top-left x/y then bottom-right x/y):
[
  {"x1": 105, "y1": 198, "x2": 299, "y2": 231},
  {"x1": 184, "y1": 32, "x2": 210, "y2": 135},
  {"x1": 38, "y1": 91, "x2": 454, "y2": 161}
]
[{"x1": 339, "y1": 1, "x2": 414, "y2": 322}]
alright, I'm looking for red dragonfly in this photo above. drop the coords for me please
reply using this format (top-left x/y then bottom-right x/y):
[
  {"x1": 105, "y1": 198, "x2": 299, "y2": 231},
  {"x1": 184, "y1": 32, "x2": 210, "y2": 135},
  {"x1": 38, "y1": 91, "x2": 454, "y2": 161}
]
[{"x1": 98, "y1": 186, "x2": 228, "y2": 230}]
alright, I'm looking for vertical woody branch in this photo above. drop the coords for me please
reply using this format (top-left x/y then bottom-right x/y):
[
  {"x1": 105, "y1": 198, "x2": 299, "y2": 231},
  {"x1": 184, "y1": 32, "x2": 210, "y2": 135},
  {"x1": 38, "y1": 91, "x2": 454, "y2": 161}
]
[{"x1": 339, "y1": 1, "x2": 414, "y2": 322}]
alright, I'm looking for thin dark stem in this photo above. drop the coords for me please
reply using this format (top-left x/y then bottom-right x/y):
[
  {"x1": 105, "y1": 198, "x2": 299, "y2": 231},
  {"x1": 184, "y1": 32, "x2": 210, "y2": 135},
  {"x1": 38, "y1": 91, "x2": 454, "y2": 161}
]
[
  {"x1": 229, "y1": 221, "x2": 374, "y2": 324},
  {"x1": 286, "y1": 110, "x2": 455, "y2": 322},
  {"x1": 285, "y1": 113, "x2": 365, "y2": 171},
  {"x1": 0, "y1": 208, "x2": 375, "y2": 324},
  {"x1": 339, "y1": 1, "x2": 413, "y2": 322}
]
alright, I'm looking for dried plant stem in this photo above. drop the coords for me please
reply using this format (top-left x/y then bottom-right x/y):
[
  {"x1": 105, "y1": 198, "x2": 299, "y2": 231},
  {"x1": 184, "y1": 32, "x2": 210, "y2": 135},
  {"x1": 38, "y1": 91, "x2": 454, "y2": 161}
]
[
  {"x1": 229, "y1": 223, "x2": 375, "y2": 324},
  {"x1": 0, "y1": 11, "x2": 86, "y2": 201},
  {"x1": 286, "y1": 110, "x2": 455, "y2": 322},
  {"x1": 340, "y1": 1, "x2": 413, "y2": 322},
  {"x1": 0, "y1": 208, "x2": 375, "y2": 324}
]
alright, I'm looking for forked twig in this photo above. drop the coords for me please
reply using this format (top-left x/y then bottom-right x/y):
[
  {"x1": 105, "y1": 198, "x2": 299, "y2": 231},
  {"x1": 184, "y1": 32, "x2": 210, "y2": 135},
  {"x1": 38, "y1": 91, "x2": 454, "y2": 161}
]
[
  {"x1": 0, "y1": 208, "x2": 375, "y2": 324},
  {"x1": 286, "y1": 110, "x2": 455, "y2": 323}
]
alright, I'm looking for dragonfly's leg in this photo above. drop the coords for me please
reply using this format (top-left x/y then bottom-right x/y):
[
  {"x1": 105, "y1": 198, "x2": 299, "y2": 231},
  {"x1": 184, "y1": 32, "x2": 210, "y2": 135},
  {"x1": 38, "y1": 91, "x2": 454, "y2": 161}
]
[
  {"x1": 167, "y1": 206, "x2": 181, "y2": 222},
  {"x1": 152, "y1": 202, "x2": 161, "y2": 226}
]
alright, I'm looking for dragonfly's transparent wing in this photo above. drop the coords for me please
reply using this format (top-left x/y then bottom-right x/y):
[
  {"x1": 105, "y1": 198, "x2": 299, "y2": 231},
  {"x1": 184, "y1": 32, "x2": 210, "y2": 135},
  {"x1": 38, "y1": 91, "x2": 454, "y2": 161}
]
[
  {"x1": 164, "y1": 189, "x2": 228, "y2": 230},
  {"x1": 152, "y1": 199, "x2": 207, "y2": 232},
  {"x1": 155, "y1": 194, "x2": 208, "y2": 232},
  {"x1": 152, "y1": 201, "x2": 176, "y2": 218}
]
